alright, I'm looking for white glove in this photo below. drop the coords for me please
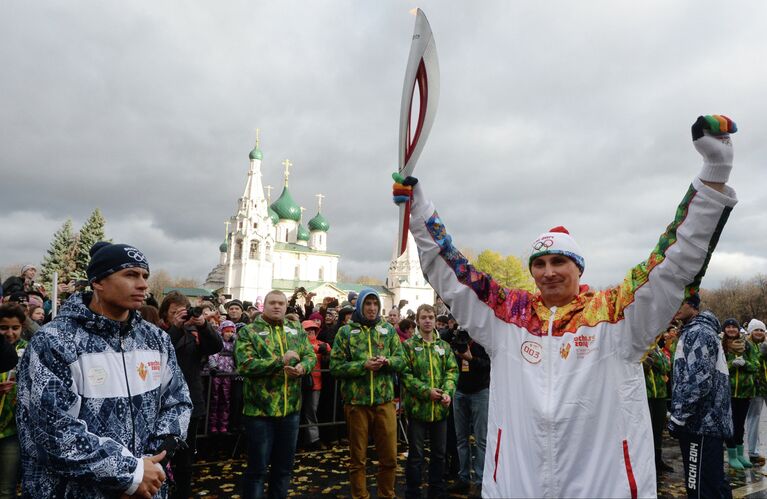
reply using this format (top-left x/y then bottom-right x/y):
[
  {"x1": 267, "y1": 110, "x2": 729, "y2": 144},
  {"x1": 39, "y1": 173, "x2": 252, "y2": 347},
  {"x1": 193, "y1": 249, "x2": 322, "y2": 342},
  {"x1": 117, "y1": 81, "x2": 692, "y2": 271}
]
[
  {"x1": 692, "y1": 115, "x2": 737, "y2": 184},
  {"x1": 732, "y1": 356, "x2": 746, "y2": 368}
]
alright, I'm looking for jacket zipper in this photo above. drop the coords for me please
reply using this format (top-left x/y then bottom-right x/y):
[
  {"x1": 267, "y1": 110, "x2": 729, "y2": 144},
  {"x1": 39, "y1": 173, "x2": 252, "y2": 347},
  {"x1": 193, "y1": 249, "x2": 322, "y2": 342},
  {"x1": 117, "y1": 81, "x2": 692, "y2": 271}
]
[
  {"x1": 273, "y1": 325, "x2": 287, "y2": 416},
  {"x1": 546, "y1": 307, "x2": 557, "y2": 497},
  {"x1": 119, "y1": 336, "x2": 136, "y2": 454},
  {"x1": 427, "y1": 339, "x2": 435, "y2": 421},
  {"x1": 366, "y1": 326, "x2": 374, "y2": 404}
]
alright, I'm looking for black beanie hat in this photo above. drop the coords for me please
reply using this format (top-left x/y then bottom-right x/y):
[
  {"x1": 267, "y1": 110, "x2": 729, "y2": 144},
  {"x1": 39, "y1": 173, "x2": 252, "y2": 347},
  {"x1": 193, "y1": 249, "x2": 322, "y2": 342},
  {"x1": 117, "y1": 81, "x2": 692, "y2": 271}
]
[
  {"x1": 684, "y1": 294, "x2": 701, "y2": 310},
  {"x1": 226, "y1": 299, "x2": 244, "y2": 310},
  {"x1": 723, "y1": 318, "x2": 740, "y2": 329},
  {"x1": 86, "y1": 242, "x2": 150, "y2": 283}
]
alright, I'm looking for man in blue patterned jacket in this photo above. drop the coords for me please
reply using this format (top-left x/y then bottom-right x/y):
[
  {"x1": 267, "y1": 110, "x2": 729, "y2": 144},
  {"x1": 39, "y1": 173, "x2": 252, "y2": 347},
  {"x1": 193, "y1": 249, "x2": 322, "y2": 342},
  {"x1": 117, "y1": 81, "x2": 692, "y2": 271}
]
[
  {"x1": 15, "y1": 242, "x2": 192, "y2": 498},
  {"x1": 669, "y1": 294, "x2": 733, "y2": 499}
]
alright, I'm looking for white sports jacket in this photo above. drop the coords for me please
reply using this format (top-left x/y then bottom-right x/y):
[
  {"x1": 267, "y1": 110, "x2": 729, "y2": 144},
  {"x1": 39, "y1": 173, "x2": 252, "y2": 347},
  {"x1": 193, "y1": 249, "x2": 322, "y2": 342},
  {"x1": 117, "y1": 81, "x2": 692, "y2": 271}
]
[{"x1": 409, "y1": 178, "x2": 736, "y2": 498}]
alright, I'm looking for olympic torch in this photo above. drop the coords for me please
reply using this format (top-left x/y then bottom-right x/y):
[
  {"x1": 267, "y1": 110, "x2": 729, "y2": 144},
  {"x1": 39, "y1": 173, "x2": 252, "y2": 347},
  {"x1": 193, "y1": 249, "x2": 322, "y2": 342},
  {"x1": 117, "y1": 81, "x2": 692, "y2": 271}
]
[{"x1": 396, "y1": 8, "x2": 439, "y2": 257}]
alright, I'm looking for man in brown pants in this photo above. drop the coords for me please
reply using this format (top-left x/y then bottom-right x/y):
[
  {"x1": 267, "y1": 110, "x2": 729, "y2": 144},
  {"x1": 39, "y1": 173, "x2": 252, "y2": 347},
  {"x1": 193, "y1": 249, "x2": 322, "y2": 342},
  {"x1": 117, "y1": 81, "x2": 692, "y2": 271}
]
[{"x1": 330, "y1": 289, "x2": 405, "y2": 498}]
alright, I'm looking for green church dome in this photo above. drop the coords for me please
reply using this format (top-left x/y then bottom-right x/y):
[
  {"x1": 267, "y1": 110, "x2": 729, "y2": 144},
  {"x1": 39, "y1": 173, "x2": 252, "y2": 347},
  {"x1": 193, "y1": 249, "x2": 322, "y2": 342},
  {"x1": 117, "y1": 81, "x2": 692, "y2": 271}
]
[
  {"x1": 308, "y1": 212, "x2": 330, "y2": 232},
  {"x1": 268, "y1": 207, "x2": 279, "y2": 224},
  {"x1": 297, "y1": 223, "x2": 310, "y2": 241},
  {"x1": 219, "y1": 240, "x2": 228, "y2": 253},
  {"x1": 249, "y1": 147, "x2": 263, "y2": 161},
  {"x1": 270, "y1": 187, "x2": 301, "y2": 222}
]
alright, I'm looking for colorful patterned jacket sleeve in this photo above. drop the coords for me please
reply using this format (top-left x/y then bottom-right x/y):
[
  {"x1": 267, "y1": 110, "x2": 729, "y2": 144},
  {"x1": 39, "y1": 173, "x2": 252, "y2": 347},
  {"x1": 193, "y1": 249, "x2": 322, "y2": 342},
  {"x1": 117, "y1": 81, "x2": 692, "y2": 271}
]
[
  {"x1": 591, "y1": 179, "x2": 737, "y2": 361},
  {"x1": 409, "y1": 183, "x2": 533, "y2": 354},
  {"x1": 15, "y1": 332, "x2": 140, "y2": 492}
]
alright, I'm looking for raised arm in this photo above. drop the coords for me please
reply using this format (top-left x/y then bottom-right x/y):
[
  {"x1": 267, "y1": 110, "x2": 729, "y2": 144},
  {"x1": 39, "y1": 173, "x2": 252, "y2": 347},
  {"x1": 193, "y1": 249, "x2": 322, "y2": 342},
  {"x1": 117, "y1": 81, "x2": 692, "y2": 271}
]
[
  {"x1": 398, "y1": 176, "x2": 534, "y2": 354},
  {"x1": 593, "y1": 116, "x2": 738, "y2": 361}
]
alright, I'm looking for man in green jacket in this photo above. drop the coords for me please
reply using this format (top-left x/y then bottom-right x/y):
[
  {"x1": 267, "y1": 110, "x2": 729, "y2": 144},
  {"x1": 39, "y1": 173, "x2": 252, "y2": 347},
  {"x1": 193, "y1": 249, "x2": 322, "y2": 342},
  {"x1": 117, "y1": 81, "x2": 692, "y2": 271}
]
[
  {"x1": 235, "y1": 290, "x2": 316, "y2": 499},
  {"x1": 330, "y1": 288, "x2": 405, "y2": 499},
  {"x1": 402, "y1": 304, "x2": 458, "y2": 499},
  {"x1": 643, "y1": 338, "x2": 672, "y2": 475}
]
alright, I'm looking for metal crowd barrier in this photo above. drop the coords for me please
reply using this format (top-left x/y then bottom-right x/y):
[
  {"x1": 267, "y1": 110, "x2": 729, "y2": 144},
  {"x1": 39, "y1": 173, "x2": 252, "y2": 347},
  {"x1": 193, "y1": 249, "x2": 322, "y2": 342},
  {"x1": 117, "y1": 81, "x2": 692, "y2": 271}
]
[{"x1": 198, "y1": 368, "x2": 409, "y2": 455}]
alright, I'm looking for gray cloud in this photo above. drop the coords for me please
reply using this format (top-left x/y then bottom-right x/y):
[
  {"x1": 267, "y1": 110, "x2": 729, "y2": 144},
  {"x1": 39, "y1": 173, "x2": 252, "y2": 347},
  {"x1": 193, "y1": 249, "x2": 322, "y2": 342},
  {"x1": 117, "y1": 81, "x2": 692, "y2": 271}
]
[{"x1": 2, "y1": 0, "x2": 765, "y2": 290}]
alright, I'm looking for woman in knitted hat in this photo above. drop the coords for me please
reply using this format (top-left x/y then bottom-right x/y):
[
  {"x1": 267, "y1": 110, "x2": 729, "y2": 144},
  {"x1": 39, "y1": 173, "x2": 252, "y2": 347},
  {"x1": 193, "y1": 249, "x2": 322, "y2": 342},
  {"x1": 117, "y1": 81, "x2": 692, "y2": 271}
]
[
  {"x1": 722, "y1": 318, "x2": 759, "y2": 469},
  {"x1": 745, "y1": 319, "x2": 767, "y2": 465}
]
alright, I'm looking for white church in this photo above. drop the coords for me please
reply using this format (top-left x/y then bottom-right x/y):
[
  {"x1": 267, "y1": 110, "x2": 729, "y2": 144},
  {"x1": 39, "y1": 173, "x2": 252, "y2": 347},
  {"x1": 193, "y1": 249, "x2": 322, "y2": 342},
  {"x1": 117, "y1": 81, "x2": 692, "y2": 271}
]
[{"x1": 203, "y1": 134, "x2": 434, "y2": 312}]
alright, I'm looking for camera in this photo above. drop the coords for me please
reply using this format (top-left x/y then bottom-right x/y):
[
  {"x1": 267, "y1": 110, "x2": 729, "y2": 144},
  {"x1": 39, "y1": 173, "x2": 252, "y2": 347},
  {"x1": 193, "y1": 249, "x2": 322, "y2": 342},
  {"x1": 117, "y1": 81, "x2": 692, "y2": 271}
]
[
  {"x1": 449, "y1": 329, "x2": 471, "y2": 354},
  {"x1": 186, "y1": 306, "x2": 203, "y2": 319},
  {"x1": 155, "y1": 434, "x2": 188, "y2": 466}
]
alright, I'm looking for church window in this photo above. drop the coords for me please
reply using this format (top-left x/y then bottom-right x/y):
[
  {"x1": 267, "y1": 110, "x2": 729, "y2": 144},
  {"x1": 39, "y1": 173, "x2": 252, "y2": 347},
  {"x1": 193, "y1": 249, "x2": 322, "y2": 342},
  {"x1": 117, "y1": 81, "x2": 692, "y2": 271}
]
[
  {"x1": 234, "y1": 241, "x2": 243, "y2": 260},
  {"x1": 294, "y1": 265, "x2": 300, "y2": 280},
  {"x1": 249, "y1": 241, "x2": 259, "y2": 259},
  {"x1": 319, "y1": 267, "x2": 325, "y2": 281},
  {"x1": 265, "y1": 243, "x2": 271, "y2": 262},
  {"x1": 284, "y1": 227, "x2": 289, "y2": 242},
  {"x1": 253, "y1": 222, "x2": 258, "y2": 229}
]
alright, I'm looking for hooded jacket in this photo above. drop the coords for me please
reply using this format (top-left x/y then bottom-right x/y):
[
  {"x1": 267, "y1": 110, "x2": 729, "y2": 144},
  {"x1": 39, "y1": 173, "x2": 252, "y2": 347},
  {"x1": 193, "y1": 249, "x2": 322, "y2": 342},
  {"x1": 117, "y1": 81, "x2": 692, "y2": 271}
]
[
  {"x1": 722, "y1": 333, "x2": 759, "y2": 398},
  {"x1": 401, "y1": 330, "x2": 458, "y2": 422},
  {"x1": 235, "y1": 314, "x2": 316, "y2": 417},
  {"x1": 15, "y1": 293, "x2": 192, "y2": 498},
  {"x1": 408, "y1": 178, "x2": 736, "y2": 499},
  {"x1": 670, "y1": 311, "x2": 733, "y2": 438},
  {"x1": 644, "y1": 343, "x2": 671, "y2": 399},
  {"x1": 329, "y1": 289, "x2": 405, "y2": 406}
]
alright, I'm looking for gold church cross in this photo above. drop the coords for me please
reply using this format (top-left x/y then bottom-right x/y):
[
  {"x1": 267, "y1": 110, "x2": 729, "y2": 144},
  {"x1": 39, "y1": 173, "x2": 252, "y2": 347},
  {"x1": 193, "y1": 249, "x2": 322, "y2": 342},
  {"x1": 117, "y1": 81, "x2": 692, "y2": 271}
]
[{"x1": 282, "y1": 159, "x2": 292, "y2": 186}]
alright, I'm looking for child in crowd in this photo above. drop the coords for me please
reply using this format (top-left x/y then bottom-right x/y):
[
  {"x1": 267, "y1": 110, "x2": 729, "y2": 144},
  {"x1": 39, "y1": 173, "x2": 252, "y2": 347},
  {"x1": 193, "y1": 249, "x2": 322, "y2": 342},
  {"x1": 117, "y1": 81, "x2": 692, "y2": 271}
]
[{"x1": 208, "y1": 320, "x2": 237, "y2": 433}]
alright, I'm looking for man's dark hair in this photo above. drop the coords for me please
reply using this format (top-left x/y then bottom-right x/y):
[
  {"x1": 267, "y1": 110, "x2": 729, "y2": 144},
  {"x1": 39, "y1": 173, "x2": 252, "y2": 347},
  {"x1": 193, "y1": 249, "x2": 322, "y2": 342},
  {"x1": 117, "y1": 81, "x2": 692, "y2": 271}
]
[
  {"x1": 158, "y1": 291, "x2": 190, "y2": 320},
  {"x1": 0, "y1": 303, "x2": 26, "y2": 323},
  {"x1": 399, "y1": 318, "x2": 416, "y2": 332}
]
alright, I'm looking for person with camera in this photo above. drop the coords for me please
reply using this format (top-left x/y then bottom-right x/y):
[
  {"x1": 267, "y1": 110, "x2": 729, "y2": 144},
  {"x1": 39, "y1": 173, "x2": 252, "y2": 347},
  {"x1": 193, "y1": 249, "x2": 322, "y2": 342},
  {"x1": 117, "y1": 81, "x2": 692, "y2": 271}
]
[
  {"x1": 160, "y1": 291, "x2": 223, "y2": 499},
  {"x1": 235, "y1": 290, "x2": 316, "y2": 499},
  {"x1": 287, "y1": 287, "x2": 316, "y2": 322},
  {"x1": 1, "y1": 264, "x2": 42, "y2": 298},
  {"x1": 401, "y1": 304, "x2": 457, "y2": 499},
  {"x1": 15, "y1": 242, "x2": 192, "y2": 498},
  {"x1": 441, "y1": 325, "x2": 490, "y2": 498}
]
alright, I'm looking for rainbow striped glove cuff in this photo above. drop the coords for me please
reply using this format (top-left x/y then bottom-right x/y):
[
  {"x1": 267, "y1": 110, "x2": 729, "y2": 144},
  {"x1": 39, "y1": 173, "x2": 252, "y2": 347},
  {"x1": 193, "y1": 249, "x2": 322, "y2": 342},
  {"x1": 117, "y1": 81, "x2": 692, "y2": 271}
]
[
  {"x1": 392, "y1": 172, "x2": 418, "y2": 205},
  {"x1": 692, "y1": 114, "x2": 737, "y2": 184}
]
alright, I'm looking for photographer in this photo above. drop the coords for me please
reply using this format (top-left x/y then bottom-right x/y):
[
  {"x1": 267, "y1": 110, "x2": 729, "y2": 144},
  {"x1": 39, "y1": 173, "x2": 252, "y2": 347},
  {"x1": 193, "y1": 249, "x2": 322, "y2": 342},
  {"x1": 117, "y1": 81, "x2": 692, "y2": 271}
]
[
  {"x1": 287, "y1": 287, "x2": 316, "y2": 321},
  {"x1": 2, "y1": 264, "x2": 43, "y2": 297},
  {"x1": 160, "y1": 292, "x2": 223, "y2": 499},
  {"x1": 444, "y1": 327, "x2": 490, "y2": 498}
]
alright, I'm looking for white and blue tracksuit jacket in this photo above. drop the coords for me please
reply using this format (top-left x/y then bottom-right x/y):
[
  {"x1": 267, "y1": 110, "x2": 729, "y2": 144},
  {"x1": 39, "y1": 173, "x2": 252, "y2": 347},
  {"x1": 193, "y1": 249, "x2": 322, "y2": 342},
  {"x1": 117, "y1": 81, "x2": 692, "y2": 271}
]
[
  {"x1": 15, "y1": 293, "x2": 192, "y2": 498},
  {"x1": 670, "y1": 311, "x2": 733, "y2": 438}
]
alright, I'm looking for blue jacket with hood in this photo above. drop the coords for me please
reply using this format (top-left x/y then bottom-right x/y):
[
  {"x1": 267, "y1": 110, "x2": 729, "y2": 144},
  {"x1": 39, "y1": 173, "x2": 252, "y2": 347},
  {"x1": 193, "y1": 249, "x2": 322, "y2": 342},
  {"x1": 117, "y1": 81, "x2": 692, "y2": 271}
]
[
  {"x1": 670, "y1": 310, "x2": 733, "y2": 438},
  {"x1": 15, "y1": 292, "x2": 192, "y2": 498}
]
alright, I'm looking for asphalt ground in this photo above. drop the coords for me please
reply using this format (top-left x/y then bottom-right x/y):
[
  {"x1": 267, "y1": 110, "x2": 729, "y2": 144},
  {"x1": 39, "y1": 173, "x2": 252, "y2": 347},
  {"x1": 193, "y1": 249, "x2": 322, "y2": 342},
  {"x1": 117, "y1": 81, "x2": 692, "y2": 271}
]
[{"x1": 190, "y1": 410, "x2": 767, "y2": 498}]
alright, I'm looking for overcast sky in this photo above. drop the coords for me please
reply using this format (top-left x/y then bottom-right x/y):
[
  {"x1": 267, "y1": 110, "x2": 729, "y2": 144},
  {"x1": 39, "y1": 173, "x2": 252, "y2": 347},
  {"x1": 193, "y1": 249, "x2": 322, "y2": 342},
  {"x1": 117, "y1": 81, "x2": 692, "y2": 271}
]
[{"x1": 1, "y1": 1, "x2": 765, "y2": 290}]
